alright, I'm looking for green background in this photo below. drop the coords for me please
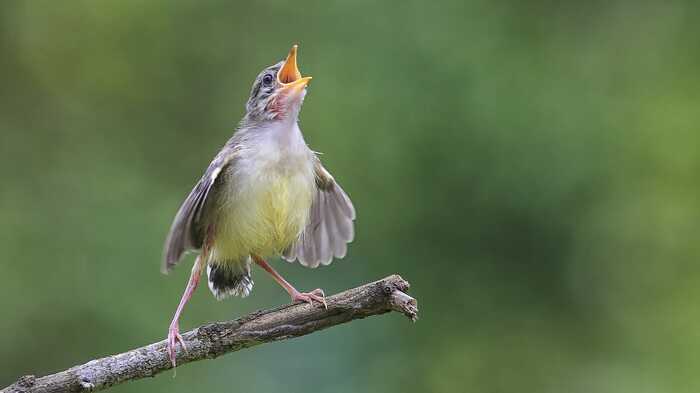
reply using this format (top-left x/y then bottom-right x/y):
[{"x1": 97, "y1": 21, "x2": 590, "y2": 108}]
[{"x1": 2, "y1": 1, "x2": 699, "y2": 392}]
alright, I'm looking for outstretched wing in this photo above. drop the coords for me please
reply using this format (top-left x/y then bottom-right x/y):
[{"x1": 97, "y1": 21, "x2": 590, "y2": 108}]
[
  {"x1": 283, "y1": 159, "x2": 356, "y2": 268},
  {"x1": 162, "y1": 147, "x2": 237, "y2": 273}
]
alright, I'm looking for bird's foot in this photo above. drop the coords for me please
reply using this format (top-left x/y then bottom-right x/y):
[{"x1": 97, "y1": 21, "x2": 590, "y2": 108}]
[
  {"x1": 291, "y1": 288, "x2": 327, "y2": 309},
  {"x1": 167, "y1": 323, "x2": 188, "y2": 368}
]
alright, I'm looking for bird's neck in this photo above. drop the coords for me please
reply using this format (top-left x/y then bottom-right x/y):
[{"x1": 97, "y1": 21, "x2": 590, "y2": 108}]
[{"x1": 252, "y1": 117, "x2": 307, "y2": 153}]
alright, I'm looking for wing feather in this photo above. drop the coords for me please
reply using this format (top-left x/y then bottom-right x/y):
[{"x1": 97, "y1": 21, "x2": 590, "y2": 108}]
[
  {"x1": 162, "y1": 148, "x2": 237, "y2": 273},
  {"x1": 283, "y1": 160, "x2": 355, "y2": 268}
]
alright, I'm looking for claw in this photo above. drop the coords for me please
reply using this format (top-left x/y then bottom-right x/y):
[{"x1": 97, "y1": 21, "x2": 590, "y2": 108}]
[
  {"x1": 176, "y1": 333, "x2": 188, "y2": 353},
  {"x1": 167, "y1": 324, "x2": 187, "y2": 369},
  {"x1": 291, "y1": 288, "x2": 327, "y2": 309}
]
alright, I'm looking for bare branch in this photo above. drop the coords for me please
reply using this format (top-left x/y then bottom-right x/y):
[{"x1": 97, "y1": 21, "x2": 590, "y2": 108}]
[{"x1": 2, "y1": 275, "x2": 417, "y2": 393}]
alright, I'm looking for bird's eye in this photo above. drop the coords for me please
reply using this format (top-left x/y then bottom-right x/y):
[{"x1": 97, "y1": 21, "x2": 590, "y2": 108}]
[{"x1": 262, "y1": 74, "x2": 274, "y2": 86}]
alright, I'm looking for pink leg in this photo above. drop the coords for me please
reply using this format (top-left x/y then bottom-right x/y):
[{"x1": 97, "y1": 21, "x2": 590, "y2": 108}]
[
  {"x1": 252, "y1": 254, "x2": 327, "y2": 308},
  {"x1": 166, "y1": 255, "x2": 205, "y2": 368}
]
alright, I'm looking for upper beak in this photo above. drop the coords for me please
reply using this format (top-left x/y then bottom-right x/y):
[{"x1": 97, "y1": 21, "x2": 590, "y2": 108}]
[{"x1": 277, "y1": 44, "x2": 312, "y2": 92}]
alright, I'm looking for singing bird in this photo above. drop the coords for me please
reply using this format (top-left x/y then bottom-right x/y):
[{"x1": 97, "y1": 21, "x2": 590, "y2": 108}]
[{"x1": 162, "y1": 45, "x2": 355, "y2": 367}]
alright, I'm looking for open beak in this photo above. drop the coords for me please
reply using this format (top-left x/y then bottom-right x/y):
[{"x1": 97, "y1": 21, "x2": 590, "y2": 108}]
[{"x1": 277, "y1": 44, "x2": 312, "y2": 93}]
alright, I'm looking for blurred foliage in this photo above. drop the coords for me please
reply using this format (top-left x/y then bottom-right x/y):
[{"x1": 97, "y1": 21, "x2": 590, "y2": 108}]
[{"x1": 1, "y1": 1, "x2": 700, "y2": 392}]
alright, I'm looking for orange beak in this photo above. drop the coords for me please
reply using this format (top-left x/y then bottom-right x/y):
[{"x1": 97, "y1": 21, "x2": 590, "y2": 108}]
[{"x1": 277, "y1": 44, "x2": 312, "y2": 92}]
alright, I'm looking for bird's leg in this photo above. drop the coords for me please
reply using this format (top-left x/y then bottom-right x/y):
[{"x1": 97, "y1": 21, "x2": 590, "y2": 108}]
[
  {"x1": 167, "y1": 254, "x2": 205, "y2": 368},
  {"x1": 166, "y1": 230, "x2": 212, "y2": 369},
  {"x1": 252, "y1": 254, "x2": 327, "y2": 309},
  {"x1": 166, "y1": 254, "x2": 204, "y2": 368}
]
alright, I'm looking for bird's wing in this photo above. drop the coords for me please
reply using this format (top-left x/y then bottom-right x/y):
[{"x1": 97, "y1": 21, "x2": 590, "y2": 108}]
[
  {"x1": 283, "y1": 158, "x2": 356, "y2": 268},
  {"x1": 162, "y1": 147, "x2": 237, "y2": 273}
]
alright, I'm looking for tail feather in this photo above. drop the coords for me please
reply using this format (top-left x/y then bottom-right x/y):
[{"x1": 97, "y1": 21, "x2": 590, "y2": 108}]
[{"x1": 207, "y1": 259, "x2": 253, "y2": 300}]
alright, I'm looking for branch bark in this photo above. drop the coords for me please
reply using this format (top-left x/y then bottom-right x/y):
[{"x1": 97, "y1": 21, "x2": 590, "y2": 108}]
[{"x1": 2, "y1": 274, "x2": 417, "y2": 393}]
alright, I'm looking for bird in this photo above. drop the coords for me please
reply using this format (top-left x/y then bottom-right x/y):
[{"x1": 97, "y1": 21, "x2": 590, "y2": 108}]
[{"x1": 161, "y1": 45, "x2": 355, "y2": 368}]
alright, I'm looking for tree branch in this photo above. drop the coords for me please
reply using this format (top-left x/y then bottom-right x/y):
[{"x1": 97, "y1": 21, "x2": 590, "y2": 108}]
[{"x1": 2, "y1": 274, "x2": 417, "y2": 393}]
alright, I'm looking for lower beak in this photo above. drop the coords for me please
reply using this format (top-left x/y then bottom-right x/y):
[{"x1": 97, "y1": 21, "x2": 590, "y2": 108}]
[
  {"x1": 278, "y1": 44, "x2": 312, "y2": 92},
  {"x1": 281, "y1": 76, "x2": 312, "y2": 93}
]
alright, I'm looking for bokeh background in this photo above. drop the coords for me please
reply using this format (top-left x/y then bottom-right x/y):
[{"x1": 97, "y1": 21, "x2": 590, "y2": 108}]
[{"x1": 2, "y1": 1, "x2": 699, "y2": 392}]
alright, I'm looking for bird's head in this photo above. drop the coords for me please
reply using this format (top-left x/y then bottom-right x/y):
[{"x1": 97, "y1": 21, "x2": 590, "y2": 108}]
[{"x1": 245, "y1": 45, "x2": 312, "y2": 123}]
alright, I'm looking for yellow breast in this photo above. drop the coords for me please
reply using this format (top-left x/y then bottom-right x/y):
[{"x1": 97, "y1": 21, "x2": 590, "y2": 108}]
[
  {"x1": 210, "y1": 166, "x2": 314, "y2": 263},
  {"x1": 258, "y1": 173, "x2": 314, "y2": 250}
]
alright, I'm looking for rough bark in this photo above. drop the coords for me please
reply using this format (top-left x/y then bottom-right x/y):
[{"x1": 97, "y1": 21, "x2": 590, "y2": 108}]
[{"x1": 2, "y1": 274, "x2": 417, "y2": 393}]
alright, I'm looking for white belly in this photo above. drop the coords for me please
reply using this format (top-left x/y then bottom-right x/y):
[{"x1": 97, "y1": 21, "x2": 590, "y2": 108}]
[{"x1": 210, "y1": 122, "x2": 315, "y2": 263}]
